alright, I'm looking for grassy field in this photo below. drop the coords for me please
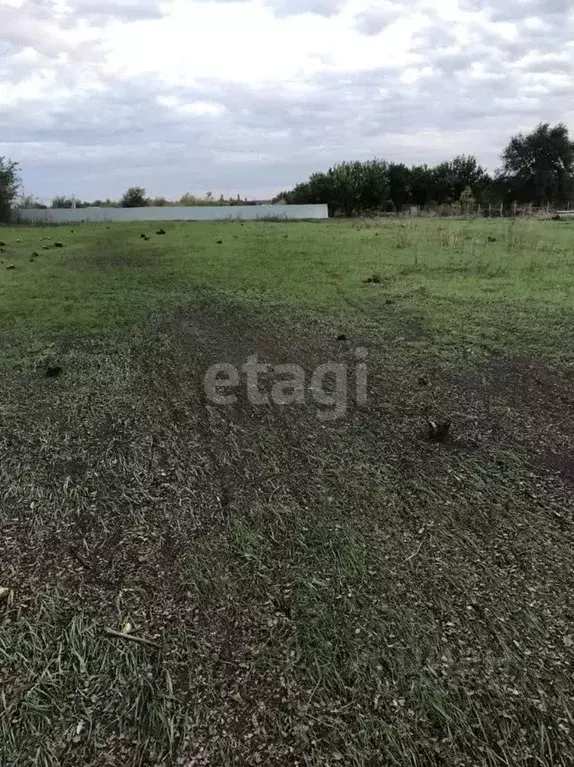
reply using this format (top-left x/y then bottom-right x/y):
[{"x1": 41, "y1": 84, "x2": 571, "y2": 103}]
[{"x1": 0, "y1": 218, "x2": 573, "y2": 765}]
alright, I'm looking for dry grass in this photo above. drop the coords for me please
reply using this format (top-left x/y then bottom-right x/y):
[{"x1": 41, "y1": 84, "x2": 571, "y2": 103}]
[{"x1": 0, "y1": 220, "x2": 573, "y2": 765}]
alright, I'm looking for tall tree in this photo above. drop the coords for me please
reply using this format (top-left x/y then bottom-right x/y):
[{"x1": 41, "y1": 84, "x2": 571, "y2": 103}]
[
  {"x1": 0, "y1": 157, "x2": 20, "y2": 221},
  {"x1": 121, "y1": 186, "x2": 148, "y2": 207},
  {"x1": 387, "y1": 163, "x2": 412, "y2": 210},
  {"x1": 280, "y1": 154, "x2": 491, "y2": 214},
  {"x1": 409, "y1": 165, "x2": 434, "y2": 207},
  {"x1": 16, "y1": 194, "x2": 47, "y2": 210},
  {"x1": 51, "y1": 196, "x2": 74, "y2": 208},
  {"x1": 498, "y1": 123, "x2": 574, "y2": 205},
  {"x1": 353, "y1": 159, "x2": 391, "y2": 213},
  {"x1": 431, "y1": 156, "x2": 490, "y2": 205}
]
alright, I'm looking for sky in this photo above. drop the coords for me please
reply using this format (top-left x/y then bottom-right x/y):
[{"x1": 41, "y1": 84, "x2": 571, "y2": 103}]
[{"x1": 1, "y1": 0, "x2": 573, "y2": 202}]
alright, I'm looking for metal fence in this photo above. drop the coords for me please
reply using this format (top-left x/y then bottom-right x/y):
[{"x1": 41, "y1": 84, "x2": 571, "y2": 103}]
[
  {"x1": 13, "y1": 204, "x2": 329, "y2": 224},
  {"x1": 402, "y1": 202, "x2": 570, "y2": 218}
]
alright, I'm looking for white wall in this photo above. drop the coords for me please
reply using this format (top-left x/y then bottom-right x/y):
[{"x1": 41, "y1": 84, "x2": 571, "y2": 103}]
[{"x1": 15, "y1": 204, "x2": 328, "y2": 224}]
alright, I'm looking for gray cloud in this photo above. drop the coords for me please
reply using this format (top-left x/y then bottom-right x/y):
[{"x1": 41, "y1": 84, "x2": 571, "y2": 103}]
[
  {"x1": 73, "y1": 0, "x2": 168, "y2": 22},
  {"x1": 354, "y1": 7, "x2": 400, "y2": 35},
  {"x1": 0, "y1": 4, "x2": 81, "y2": 57},
  {"x1": 462, "y1": 0, "x2": 571, "y2": 20},
  {"x1": 194, "y1": 0, "x2": 344, "y2": 15},
  {"x1": 413, "y1": 8, "x2": 574, "y2": 74},
  {"x1": 526, "y1": 54, "x2": 573, "y2": 74},
  {"x1": 0, "y1": 0, "x2": 165, "y2": 61},
  {"x1": 2, "y1": 0, "x2": 573, "y2": 200},
  {"x1": 264, "y1": 0, "x2": 343, "y2": 16}
]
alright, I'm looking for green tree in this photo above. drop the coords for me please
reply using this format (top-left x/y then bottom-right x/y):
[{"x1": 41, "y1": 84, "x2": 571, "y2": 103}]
[
  {"x1": 121, "y1": 186, "x2": 148, "y2": 207},
  {"x1": 388, "y1": 163, "x2": 412, "y2": 210},
  {"x1": 281, "y1": 154, "x2": 492, "y2": 215},
  {"x1": 283, "y1": 160, "x2": 390, "y2": 216},
  {"x1": 325, "y1": 163, "x2": 358, "y2": 216},
  {"x1": 180, "y1": 193, "x2": 198, "y2": 206},
  {"x1": 51, "y1": 196, "x2": 74, "y2": 208},
  {"x1": 91, "y1": 198, "x2": 117, "y2": 207},
  {"x1": 498, "y1": 123, "x2": 574, "y2": 205},
  {"x1": 450, "y1": 155, "x2": 490, "y2": 201},
  {"x1": 272, "y1": 191, "x2": 289, "y2": 204},
  {"x1": 352, "y1": 159, "x2": 390, "y2": 213},
  {"x1": 0, "y1": 156, "x2": 20, "y2": 220},
  {"x1": 408, "y1": 165, "x2": 434, "y2": 207},
  {"x1": 16, "y1": 194, "x2": 47, "y2": 210},
  {"x1": 431, "y1": 156, "x2": 489, "y2": 205},
  {"x1": 283, "y1": 172, "x2": 334, "y2": 206}
]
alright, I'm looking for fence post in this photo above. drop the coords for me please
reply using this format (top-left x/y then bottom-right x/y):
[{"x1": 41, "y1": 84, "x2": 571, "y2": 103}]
[{"x1": 500, "y1": 202, "x2": 504, "y2": 218}]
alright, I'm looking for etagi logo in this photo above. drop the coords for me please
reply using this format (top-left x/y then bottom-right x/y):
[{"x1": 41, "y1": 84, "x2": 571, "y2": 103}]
[{"x1": 204, "y1": 347, "x2": 368, "y2": 421}]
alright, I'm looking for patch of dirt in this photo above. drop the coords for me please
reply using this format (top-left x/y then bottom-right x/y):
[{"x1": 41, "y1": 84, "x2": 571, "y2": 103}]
[
  {"x1": 1, "y1": 297, "x2": 574, "y2": 766},
  {"x1": 538, "y1": 451, "x2": 574, "y2": 482},
  {"x1": 441, "y1": 357, "x2": 574, "y2": 481}
]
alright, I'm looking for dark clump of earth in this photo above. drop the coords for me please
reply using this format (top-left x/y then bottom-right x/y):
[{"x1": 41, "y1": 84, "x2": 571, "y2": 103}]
[{"x1": 427, "y1": 420, "x2": 451, "y2": 443}]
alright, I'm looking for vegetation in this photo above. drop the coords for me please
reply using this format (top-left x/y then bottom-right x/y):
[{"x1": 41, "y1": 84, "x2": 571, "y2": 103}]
[
  {"x1": 0, "y1": 156, "x2": 20, "y2": 221},
  {"x1": 278, "y1": 123, "x2": 574, "y2": 215},
  {"x1": 7, "y1": 121, "x2": 574, "y2": 219},
  {"x1": 498, "y1": 122, "x2": 574, "y2": 205},
  {"x1": 179, "y1": 191, "x2": 250, "y2": 206},
  {"x1": 15, "y1": 194, "x2": 47, "y2": 210},
  {"x1": 120, "y1": 185, "x2": 149, "y2": 208},
  {"x1": 17, "y1": 192, "x2": 257, "y2": 210},
  {"x1": 0, "y1": 219, "x2": 572, "y2": 357},
  {"x1": 277, "y1": 155, "x2": 492, "y2": 214},
  {"x1": 50, "y1": 196, "x2": 97, "y2": 209},
  {"x1": 51, "y1": 195, "x2": 77, "y2": 209},
  {"x1": 0, "y1": 218, "x2": 573, "y2": 765}
]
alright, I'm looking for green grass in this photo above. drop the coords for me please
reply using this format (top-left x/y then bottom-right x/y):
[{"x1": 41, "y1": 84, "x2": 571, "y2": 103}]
[
  {"x1": 1, "y1": 218, "x2": 573, "y2": 362},
  {"x1": 0, "y1": 218, "x2": 573, "y2": 765}
]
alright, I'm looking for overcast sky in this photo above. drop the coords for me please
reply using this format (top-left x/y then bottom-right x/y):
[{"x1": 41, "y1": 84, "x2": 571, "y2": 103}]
[{"x1": 1, "y1": 0, "x2": 573, "y2": 201}]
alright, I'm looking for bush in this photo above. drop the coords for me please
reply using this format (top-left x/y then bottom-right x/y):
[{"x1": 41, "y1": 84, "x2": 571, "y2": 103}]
[
  {"x1": 0, "y1": 156, "x2": 20, "y2": 222},
  {"x1": 16, "y1": 195, "x2": 47, "y2": 210},
  {"x1": 459, "y1": 186, "x2": 476, "y2": 213},
  {"x1": 121, "y1": 187, "x2": 148, "y2": 208}
]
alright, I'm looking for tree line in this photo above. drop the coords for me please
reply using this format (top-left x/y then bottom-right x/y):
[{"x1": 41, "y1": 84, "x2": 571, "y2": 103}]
[
  {"x1": 1, "y1": 122, "x2": 572, "y2": 219},
  {"x1": 12, "y1": 188, "x2": 261, "y2": 211},
  {"x1": 274, "y1": 123, "x2": 574, "y2": 215}
]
